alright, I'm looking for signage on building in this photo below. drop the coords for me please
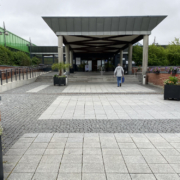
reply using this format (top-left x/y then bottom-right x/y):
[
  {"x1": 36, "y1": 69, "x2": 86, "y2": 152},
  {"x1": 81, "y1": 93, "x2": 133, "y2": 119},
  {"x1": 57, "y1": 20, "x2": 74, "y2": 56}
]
[
  {"x1": 85, "y1": 65, "x2": 89, "y2": 71},
  {"x1": 76, "y1": 58, "x2": 81, "y2": 65}
]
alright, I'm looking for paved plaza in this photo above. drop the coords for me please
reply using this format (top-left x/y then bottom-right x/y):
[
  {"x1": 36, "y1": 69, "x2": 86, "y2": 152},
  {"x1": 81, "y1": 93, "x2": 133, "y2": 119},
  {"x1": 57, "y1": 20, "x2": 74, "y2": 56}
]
[
  {"x1": 1, "y1": 73, "x2": 180, "y2": 179},
  {"x1": 3, "y1": 133, "x2": 180, "y2": 180}
]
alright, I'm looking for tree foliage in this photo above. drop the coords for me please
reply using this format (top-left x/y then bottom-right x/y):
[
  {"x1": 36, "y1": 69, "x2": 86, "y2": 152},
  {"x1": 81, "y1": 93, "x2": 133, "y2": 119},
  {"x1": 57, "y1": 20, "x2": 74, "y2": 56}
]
[
  {"x1": 0, "y1": 45, "x2": 40, "y2": 66},
  {"x1": 132, "y1": 38, "x2": 180, "y2": 66}
]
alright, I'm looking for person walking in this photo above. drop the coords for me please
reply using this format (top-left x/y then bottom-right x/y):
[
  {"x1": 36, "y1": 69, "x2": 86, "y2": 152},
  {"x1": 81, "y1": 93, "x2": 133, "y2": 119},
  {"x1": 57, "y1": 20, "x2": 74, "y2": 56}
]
[{"x1": 114, "y1": 64, "x2": 124, "y2": 87}]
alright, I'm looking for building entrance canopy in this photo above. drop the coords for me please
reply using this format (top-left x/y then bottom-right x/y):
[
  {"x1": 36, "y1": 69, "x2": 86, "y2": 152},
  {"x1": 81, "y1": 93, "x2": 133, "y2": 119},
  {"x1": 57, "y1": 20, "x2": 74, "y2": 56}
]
[
  {"x1": 42, "y1": 16, "x2": 166, "y2": 54},
  {"x1": 42, "y1": 16, "x2": 167, "y2": 81}
]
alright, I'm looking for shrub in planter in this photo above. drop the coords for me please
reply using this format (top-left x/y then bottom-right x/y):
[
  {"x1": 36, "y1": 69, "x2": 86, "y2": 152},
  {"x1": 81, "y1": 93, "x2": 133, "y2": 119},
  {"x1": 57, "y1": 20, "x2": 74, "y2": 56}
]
[
  {"x1": 164, "y1": 76, "x2": 180, "y2": 100},
  {"x1": 51, "y1": 63, "x2": 70, "y2": 86},
  {"x1": 150, "y1": 67, "x2": 161, "y2": 74}
]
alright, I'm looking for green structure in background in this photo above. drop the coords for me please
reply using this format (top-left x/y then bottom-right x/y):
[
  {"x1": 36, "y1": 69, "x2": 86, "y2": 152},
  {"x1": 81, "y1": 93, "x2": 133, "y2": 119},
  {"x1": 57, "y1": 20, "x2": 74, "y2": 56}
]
[{"x1": 0, "y1": 26, "x2": 35, "y2": 53}]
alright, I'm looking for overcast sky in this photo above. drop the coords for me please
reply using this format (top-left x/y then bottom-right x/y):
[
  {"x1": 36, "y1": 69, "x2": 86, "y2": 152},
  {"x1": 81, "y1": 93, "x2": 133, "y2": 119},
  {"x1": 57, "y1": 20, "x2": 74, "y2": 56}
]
[{"x1": 0, "y1": 0, "x2": 179, "y2": 46}]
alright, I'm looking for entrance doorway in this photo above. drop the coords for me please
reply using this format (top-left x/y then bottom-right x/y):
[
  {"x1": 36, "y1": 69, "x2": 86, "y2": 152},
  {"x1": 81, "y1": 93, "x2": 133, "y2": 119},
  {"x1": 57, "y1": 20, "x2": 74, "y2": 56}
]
[{"x1": 92, "y1": 60, "x2": 97, "y2": 71}]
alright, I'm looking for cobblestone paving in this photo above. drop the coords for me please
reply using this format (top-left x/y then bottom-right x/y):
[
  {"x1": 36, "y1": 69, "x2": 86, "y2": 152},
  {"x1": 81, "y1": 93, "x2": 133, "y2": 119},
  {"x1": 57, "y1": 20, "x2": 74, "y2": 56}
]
[{"x1": 3, "y1": 133, "x2": 180, "y2": 180}]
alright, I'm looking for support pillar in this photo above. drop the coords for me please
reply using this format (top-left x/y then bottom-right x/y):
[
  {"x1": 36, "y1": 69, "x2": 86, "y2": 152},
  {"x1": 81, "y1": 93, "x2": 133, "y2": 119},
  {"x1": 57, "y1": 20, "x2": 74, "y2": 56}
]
[
  {"x1": 58, "y1": 36, "x2": 63, "y2": 63},
  {"x1": 42, "y1": 55, "x2": 44, "y2": 64},
  {"x1": 128, "y1": 44, "x2": 133, "y2": 74},
  {"x1": 142, "y1": 35, "x2": 149, "y2": 75},
  {"x1": 70, "y1": 51, "x2": 73, "y2": 68},
  {"x1": 120, "y1": 50, "x2": 123, "y2": 67},
  {"x1": 65, "y1": 45, "x2": 70, "y2": 75},
  {"x1": 52, "y1": 54, "x2": 55, "y2": 64}
]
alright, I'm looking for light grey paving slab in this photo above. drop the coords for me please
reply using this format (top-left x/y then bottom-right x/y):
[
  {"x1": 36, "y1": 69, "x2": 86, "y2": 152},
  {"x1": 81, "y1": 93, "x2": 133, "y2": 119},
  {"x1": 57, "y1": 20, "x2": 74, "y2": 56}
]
[
  {"x1": 130, "y1": 174, "x2": 156, "y2": 180},
  {"x1": 171, "y1": 164, "x2": 180, "y2": 173},
  {"x1": 22, "y1": 133, "x2": 39, "y2": 138},
  {"x1": 7, "y1": 173, "x2": 34, "y2": 180},
  {"x1": 126, "y1": 163, "x2": 152, "y2": 173},
  {"x1": 152, "y1": 142, "x2": 173, "y2": 149},
  {"x1": 32, "y1": 172, "x2": 57, "y2": 180},
  {"x1": 40, "y1": 155, "x2": 62, "y2": 164},
  {"x1": 59, "y1": 164, "x2": 81, "y2": 173},
  {"x1": 118, "y1": 143, "x2": 137, "y2": 149},
  {"x1": 53, "y1": 133, "x2": 69, "y2": 138},
  {"x1": 13, "y1": 163, "x2": 38, "y2": 173},
  {"x1": 47, "y1": 143, "x2": 65, "y2": 149},
  {"x1": 64, "y1": 149, "x2": 82, "y2": 155},
  {"x1": 144, "y1": 156, "x2": 167, "y2": 164},
  {"x1": 164, "y1": 156, "x2": 180, "y2": 163},
  {"x1": 158, "y1": 149, "x2": 180, "y2": 156},
  {"x1": 102, "y1": 149, "x2": 121, "y2": 155},
  {"x1": 44, "y1": 149, "x2": 64, "y2": 155},
  {"x1": 11, "y1": 143, "x2": 31, "y2": 149},
  {"x1": 62, "y1": 155, "x2": 82, "y2": 164},
  {"x1": 121, "y1": 149, "x2": 141, "y2": 156},
  {"x1": 171, "y1": 143, "x2": 180, "y2": 149},
  {"x1": 140, "y1": 149, "x2": 161, "y2": 156},
  {"x1": 16, "y1": 138, "x2": 35, "y2": 143},
  {"x1": 83, "y1": 148, "x2": 101, "y2": 155},
  {"x1": 28, "y1": 143, "x2": 48, "y2": 149},
  {"x1": 103, "y1": 155, "x2": 124, "y2": 164},
  {"x1": 104, "y1": 162, "x2": 128, "y2": 173},
  {"x1": 3, "y1": 164, "x2": 15, "y2": 173},
  {"x1": 19, "y1": 155, "x2": 42, "y2": 164},
  {"x1": 115, "y1": 137, "x2": 133, "y2": 143},
  {"x1": 83, "y1": 163, "x2": 104, "y2": 173},
  {"x1": 83, "y1": 155, "x2": 103, "y2": 164},
  {"x1": 135, "y1": 142, "x2": 155, "y2": 149},
  {"x1": 36, "y1": 162, "x2": 60, "y2": 172},
  {"x1": 155, "y1": 174, "x2": 180, "y2": 180},
  {"x1": 149, "y1": 164, "x2": 175, "y2": 173},
  {"x1": 6, "y1": 149, "x2": 27, "y2": 156},
  {"x1": 107, "y1": 174, "x2": 131, "y2": 180},
  {"x1": 25, "y1": 149, "x2": 45, "y2": 155},
  {"x1": 57, "y1": 173, "x2": 81, "y2": 180},
  {"x1": 82, "y1": 173, "x2": 106, "y2": 180},
  {"x1": 66, "y1": 143, "x2": 83, "y2": 148},
  {"x1": 3, "y1": 156, "x2": 21, "y2": 164},
  {"x1": 124, "y1": 156, "x2": 146, "y2": 164}
]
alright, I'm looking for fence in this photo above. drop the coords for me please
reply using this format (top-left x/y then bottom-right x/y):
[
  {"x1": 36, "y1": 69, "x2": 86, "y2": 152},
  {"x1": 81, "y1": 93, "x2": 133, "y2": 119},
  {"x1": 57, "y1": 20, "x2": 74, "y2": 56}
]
[{"x1": 0, "y1": 65, "x2": 51, "y2": 86}]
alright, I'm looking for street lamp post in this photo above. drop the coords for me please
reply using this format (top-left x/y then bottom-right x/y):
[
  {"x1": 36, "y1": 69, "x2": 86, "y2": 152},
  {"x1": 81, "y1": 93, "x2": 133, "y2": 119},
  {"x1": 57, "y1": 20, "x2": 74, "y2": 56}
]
[{"x1": 0, "y1": 22, "x2": 9, "y2": 47}]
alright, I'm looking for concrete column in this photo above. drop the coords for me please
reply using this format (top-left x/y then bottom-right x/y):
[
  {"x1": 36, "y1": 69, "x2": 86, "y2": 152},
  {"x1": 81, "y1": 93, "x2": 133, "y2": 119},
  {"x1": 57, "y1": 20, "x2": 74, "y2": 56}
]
[
  {"x1": 70, "y1": 51, "x2": 73, "y2": 68},
  {"x1": 120, "y1": 50, "x2": 123, "y2": 67},
  {"x1": 52, "y1": 54, "x2": 55, "y2": 64},
  {"x1": 128, "y1": 44, "x2": 133, "y2": 74},
  {"x1": 65, "y1": 45, "x2": 70, "y2": 75},
  {"x1": 58, "y1": 36, "x2": 63, "y2": 63},
  {"x1": 142, "y1": 35, "x2": 149, "y2": 85},
  {"x1": 142, "y1": 35, "x2": 149, "y2": 75}
]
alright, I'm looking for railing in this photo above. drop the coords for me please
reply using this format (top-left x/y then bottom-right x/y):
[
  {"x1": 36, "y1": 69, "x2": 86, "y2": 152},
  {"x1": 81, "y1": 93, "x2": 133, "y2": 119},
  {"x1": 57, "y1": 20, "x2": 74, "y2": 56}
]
[{"x1": 0, "y1": 65, "x2": 51, "y2": 86}]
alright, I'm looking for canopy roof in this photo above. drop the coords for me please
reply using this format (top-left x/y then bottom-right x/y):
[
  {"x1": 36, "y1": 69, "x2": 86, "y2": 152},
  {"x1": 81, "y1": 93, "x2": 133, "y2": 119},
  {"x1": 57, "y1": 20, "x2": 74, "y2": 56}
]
[{"x1": 42, "y1": 16, "x2": 167, "y2": 53}]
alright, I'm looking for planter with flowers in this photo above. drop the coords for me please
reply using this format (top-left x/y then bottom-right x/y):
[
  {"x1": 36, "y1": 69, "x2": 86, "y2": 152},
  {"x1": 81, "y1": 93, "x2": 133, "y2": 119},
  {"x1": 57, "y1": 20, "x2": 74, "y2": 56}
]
[
  {"x1": 52, "y1": 62, "x2": 70, "y2": 86},
  {"x1": 164, "y1": 76, "x2": 180, "y2": 100},
  {"x1": 150, "y1": 67, "x2": 161, "y2": 74},
  {"x1": 165, "y1": 67, "x2": 179, "y2": 74}
]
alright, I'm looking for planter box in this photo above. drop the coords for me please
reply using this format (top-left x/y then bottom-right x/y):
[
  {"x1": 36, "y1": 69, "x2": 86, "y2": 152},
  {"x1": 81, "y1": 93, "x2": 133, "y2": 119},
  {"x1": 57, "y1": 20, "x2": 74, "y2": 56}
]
[
  {"x1": 0, "y1": 136, "x2": 3, "y2": 180},
  {"x1": 70, "y1": 68, "x2": 74, "y2": 73},
  {"x1": 164, "y1": 85, "x2": 180, "y2": 100},
  {"x1": 54, "y1": 76, "x2": 67, "y2": 86}
]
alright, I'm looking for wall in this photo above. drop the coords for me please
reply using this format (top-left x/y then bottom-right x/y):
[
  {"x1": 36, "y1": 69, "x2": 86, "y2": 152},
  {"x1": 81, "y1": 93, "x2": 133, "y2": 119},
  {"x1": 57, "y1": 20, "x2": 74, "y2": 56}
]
[{"x1": 147, "y1": 73, "x2": 180, "y2": 87}]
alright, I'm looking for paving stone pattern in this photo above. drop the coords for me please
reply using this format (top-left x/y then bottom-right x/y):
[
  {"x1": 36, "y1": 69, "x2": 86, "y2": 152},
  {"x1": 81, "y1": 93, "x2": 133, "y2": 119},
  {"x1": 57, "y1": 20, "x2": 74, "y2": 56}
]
[
  {"x1": 39, "y1": 95, "x2": 180, "y2": 120},
  {"x1": 3, "y1": 133, "x2": 180, "y2": 180}
]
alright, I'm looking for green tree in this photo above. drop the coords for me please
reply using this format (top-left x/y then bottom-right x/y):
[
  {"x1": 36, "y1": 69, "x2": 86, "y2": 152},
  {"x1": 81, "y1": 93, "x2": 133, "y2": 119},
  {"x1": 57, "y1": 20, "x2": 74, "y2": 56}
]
[
  {"x1": 13, "y1": 51, "x2": 31, "y2": 66},
  {"x1": 132, "y1": 45, "x2": 142, "y2": 65},
  {"x1": 31, "y1": 56, "x2": 40, "y2": 65},
  {"x1": 166, "y1": 38, "x2": 180, "y2": 65}
]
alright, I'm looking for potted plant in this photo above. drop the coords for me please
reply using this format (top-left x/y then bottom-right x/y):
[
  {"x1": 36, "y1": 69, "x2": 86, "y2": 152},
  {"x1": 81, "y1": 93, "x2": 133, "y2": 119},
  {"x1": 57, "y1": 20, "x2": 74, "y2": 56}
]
[
  {"x1": 51, "y1": 62, "x2": 70, "y2": 86},
  {"x1": 150, "y1": 67, "x2": 161, "y2": 74},
  {"x1": 164, "y1": 76, "x2": 180, "y2": 100}
]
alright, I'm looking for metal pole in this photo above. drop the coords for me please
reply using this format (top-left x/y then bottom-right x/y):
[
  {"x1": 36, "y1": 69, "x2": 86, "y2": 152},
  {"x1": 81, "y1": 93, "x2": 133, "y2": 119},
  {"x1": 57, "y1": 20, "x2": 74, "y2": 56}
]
[
  {"x1": 23, "y1": 69, "x2": 24, "y2": 80},
  {"x1": 11, "y1": 69, "x2": 12, "y2": 82},
  {"x1": 19, "y1": 69, "x2": 20, "y2": 80},
  {"x1": 3, "y1": 22, "x2": 6, "y2": 47},
  {"x1": 6, "y1": 70, "x2": 8, "y2": 83}
]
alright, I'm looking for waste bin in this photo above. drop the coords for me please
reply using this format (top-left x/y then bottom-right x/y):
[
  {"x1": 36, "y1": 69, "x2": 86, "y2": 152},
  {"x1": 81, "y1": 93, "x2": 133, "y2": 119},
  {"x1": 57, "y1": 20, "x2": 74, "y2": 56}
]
[{"x1": 143, "y1": 75, "x2": 146, "y2": 85}]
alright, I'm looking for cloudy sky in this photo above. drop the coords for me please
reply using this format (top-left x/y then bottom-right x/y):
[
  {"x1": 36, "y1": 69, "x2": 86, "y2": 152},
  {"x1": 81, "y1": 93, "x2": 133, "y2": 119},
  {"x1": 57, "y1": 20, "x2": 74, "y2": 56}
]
[{"x1": 0, "y1": 0, "x2": 179, "y2": 46}]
